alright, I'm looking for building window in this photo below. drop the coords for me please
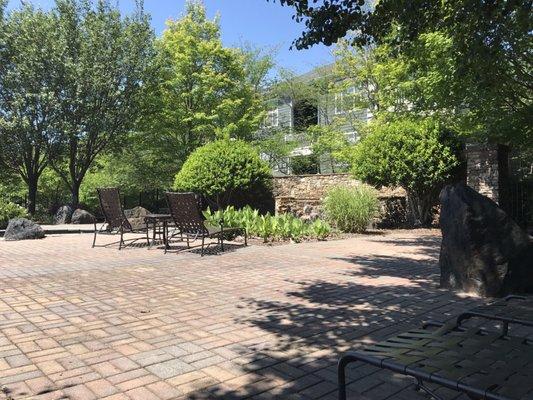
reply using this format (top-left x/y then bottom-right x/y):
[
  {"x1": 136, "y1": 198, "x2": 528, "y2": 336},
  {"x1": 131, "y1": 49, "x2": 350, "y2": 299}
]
[
  {"x1": 264, "y1": 108, "x2": 279, "y2": 127},
  {"x1": 334, "y1": 86, "x2": 356, "y2": 115},
  {"x1": 293, "y1": 99, "x2": 318, "y2": 130}
]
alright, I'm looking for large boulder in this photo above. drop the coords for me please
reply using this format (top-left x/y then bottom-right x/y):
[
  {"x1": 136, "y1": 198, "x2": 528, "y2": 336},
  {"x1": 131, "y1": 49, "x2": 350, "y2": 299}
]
[
  {"x1": 54, "y1": 205, "x2": 73, "y2": 224},
  {"x1": 71, "y1": 209, "x2": 96, "y2": 224},
  {"x1": 439, "y1": 183, "x2": 533, "y2": 297},
  {"x1": 4, "y1": 218, "x2": 45, "y2": 241}
]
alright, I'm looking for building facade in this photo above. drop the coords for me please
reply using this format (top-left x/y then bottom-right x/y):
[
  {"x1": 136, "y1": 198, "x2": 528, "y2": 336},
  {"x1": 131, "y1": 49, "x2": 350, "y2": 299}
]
[{"x1": 258, "y1": 65, "x2": 372, "y2": 176}]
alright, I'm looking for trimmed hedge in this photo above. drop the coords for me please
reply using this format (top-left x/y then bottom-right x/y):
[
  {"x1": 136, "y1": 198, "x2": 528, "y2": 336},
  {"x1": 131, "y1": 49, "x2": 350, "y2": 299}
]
[{"x1": 174, "y1": 139, "x2": 271, "y2": 208}]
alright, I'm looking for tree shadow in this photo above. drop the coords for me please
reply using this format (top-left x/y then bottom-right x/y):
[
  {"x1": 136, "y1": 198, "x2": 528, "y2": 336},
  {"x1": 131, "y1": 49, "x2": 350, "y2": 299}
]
[{"x1": 187, "y1": 249, "x2": 481, "y2": 399}]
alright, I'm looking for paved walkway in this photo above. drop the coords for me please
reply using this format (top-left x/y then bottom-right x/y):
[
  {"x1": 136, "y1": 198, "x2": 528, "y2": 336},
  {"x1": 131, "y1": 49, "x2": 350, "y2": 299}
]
[{"x1": 0, "y1": 230, "x2": 479, "y2": 400}]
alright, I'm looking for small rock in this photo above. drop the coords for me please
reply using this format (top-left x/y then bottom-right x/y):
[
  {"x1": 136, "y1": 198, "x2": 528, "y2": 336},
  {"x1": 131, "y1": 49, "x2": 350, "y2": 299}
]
[
  {"x1": 54, "y1": 205, "x2": 73, "y2": 224},
  {"x1": 4, "y1": 218, "x2": 45, "y2": 241},
  {"x1": 71, "y1": 209, "x2": 95, "y2": 224}
]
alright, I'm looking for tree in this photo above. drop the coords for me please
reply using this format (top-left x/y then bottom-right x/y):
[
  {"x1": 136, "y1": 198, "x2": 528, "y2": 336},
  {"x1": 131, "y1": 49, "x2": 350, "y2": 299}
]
[
  {"x1": 351, "y1": 117, "x2": 461, "y2": 226},
  {"x1": 174, "y1": 139, "x2": 271, "y2": 208},
  {"x1": 47, "y1": 0, "x2": 153, "y2": 206},
  {"x1": 305, "y1": 125, "x2": 350, "y2": 173},
  {"x1": 138, "y1": 1, "x2": 264, "y2": 180},
  {"x1": 274, "y1": 0, "x2": 532, "y2": 146},
  {"x1": 253, "y1": 129, "x2": 298, "y2": 173},
  {"x1": 0, "y1": 3, "x2": 59, "y2": 214},
  {"x1": 239, "y1": 41, "x2": 277, "y2": 92}
]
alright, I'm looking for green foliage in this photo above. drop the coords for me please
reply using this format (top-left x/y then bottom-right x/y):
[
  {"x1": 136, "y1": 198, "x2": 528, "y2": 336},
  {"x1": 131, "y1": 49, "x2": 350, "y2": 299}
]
[
  {"x1": 308, "y1": 219, "x2": 332, "y2": 240},
  {"x1": 0, "y1": 201, "x2": 28, "y2": 229},
  {"x1": 323, "y1": 185, "x2": 379, "y2": 233},
  {"x1": 280, "y1": 0, "x2": 531, "y2": 146},
  {"x1": 47, "y1": 0, "x2": 154, "y2": 205},
  {"x1": 350, "y1": 117, "x2": 460, "y2": 226},
  {"x1": 0, "y1": 3, "x2": 58, "y2": 213},
  {"x1": 174, "y1": 139, "x2": 271, "y2": 208},
  {"x1": 290, "y1": 154, "x2": 319, "y2": 175},
  {"x1": 254, "y1": 130, "x2": 298, "y2": 172},
  {"x1": 305, "y1": 125, "x2": 350, "y2": 173},
  {"x1": 203, "y1": 205, "x2": 331, "y2": 242},
  {"x1": 37, "y1": 168, "x2": 69, "y2": 211},
  {"x1": 138, "y1": 1, "x2": 264, "y2": 180}
]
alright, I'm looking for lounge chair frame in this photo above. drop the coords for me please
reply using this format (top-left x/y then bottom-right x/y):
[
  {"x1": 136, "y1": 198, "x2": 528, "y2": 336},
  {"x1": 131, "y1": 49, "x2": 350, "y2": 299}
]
[
  {"x1": 93, "y1": 188, "x2": 149, "y2": 249},
  {"x1": 165, "y1": 192, "x2": 247, "y2": 256},
  {"x1": 457, "y1": 295, "x2": 532, "y2": 336},
  {"x1": 338, "y1": 320, "x2": 533, "y2": 400}
]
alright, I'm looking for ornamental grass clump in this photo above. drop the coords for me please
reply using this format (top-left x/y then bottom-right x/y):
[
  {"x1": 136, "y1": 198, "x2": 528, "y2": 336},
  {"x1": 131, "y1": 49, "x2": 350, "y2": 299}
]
[{"x1": 323, "y1": 185, "x2": 380, "y2": 233}]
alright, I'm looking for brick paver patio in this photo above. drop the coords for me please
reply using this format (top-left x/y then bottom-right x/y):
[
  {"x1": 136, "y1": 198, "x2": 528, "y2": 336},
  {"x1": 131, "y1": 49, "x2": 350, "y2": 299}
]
[{"x1": 0, "y1": 230, "x2": 480, "y2": 400}]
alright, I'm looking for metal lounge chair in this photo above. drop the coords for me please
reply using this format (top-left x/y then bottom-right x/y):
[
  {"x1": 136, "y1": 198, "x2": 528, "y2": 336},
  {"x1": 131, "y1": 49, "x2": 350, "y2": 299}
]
[
  {"x1": 165, "y1": 192, "x2": 247, "y2": 256},
  {"x1": 457, "y1": 295, "x2": 533, "y2": 335},
  {"x1": 93, "y1": 187, "x2": 149, "y2": 249},
  {"x1": 338, "y1": 321, "x2": 533, "y2": 400}
]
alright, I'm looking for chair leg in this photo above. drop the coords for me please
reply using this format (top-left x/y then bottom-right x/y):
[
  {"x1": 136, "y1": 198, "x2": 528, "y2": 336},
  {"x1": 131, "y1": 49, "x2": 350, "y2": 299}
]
[
  {"x1": 92, "y1": 223, "x2": 97, "y2": 248},
  {"x1": 186, "y1": 235, "x2": 190, "y2": 248},
  {"x1": 201, "y1": 236, "x2": 205, "y2": 257},
  {"x1": 220, "y1": 235, "x2": 224, "y2": 252},
  {"x1": 244, "y1": 229, "x2": 248, "y2": 246},
  {"x1": 337, "y1": 355, "x2": 353, "y2": 400},
  {"x1": 119, "y1": 227, "x2": 124, "y2": 250},
  {"x1": 146, "y1": 222, "x2": 151, "y2": 248}
]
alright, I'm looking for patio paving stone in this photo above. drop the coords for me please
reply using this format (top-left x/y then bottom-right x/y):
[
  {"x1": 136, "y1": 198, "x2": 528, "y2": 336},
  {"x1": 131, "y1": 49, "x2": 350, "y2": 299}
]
[{"x1": 0, "y1": 230, "x2": 480, "y2": 399}]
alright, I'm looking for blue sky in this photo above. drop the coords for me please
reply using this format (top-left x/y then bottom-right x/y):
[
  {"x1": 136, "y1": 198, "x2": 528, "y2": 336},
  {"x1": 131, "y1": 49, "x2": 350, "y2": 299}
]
[{"x1": 6, "y1": 0, "x2": 335, "y2": 75}]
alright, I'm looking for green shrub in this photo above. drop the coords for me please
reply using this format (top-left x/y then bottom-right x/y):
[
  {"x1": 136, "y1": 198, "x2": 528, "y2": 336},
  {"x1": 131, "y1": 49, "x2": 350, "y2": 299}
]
[
  {"x1": 350, "y1": 117, "x2": 461, "y2": 226},
  {"x1": 0, "y1": 201, "x2": 28, "y2": 229},
  {"x1": 323, "y1": 185, "x2": 380, "y2": 233},
  {"x1": 174, "y1": 140, "x2": 271, "y2": 208},
  {"x1": 203, "y1": 205, "x2": 332, "y2": 242}
]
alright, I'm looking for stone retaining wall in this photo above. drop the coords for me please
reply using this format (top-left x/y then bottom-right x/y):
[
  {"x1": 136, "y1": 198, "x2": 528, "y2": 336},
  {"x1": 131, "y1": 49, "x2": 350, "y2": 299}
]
[{"x1": 272, "y1": 173, "x2": 407, "y2": 227}]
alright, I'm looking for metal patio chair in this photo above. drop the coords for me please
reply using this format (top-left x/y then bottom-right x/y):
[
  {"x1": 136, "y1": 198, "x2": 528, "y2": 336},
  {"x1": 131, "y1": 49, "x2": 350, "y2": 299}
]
[
  {"x1": 93, "y1": 187, "x2": 149, "y2": 249},
  {"x1": 338, "y1": 320, "x2": 533, "y2": 400},
  {"x1": 165, "y1": 192, "x2": 247, "y2": 256},
  {"x1": 457, "y1": 295, "x2": 533, "y2": 336}
]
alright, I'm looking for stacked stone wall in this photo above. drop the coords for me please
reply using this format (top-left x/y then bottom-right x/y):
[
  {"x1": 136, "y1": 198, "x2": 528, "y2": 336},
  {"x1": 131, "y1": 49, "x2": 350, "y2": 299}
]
[{"x1": 272, "y1": 173, "x2": 407, "y2": 227}]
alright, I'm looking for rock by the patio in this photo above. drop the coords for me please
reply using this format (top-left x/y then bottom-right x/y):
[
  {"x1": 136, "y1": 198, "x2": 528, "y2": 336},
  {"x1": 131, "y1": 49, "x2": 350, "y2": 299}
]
[
  {"x1": 439, "y1": 183, "x2": 533, "y2": 297},
  {"x1": 124, "y1": 206, "x2": 150, "y2": 219},
  {"x1": 54, "y1": 205, "x2": 73, "y2": 224},
  {"x1": 71, "y1": 209, "x2": 95, "y2": 224},
  {"x1": 4, "y1": 218, "x2": 45, "y2": 241}
]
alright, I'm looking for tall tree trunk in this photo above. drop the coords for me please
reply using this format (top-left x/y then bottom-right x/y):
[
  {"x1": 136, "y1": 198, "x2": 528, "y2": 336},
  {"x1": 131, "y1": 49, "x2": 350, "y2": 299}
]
[
  {"x1": 70, "y1": 180, "x2": 80, "y2": 208},
  {"x1": 26, "y1": 175, "x2": 38, "y2": 216}
]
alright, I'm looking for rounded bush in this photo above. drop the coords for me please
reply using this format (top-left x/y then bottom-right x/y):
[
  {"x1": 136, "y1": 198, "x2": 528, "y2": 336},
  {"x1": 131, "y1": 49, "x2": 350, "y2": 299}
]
[
  {"x1": 0, "y1": 201, "x2": 28, "y2": 229},
  {"x1": 323, "y1": 185, "x2": 380, "y2": 233},
  {"x1": 174, "y1": 139, "x2": 271, "y2": 207}
]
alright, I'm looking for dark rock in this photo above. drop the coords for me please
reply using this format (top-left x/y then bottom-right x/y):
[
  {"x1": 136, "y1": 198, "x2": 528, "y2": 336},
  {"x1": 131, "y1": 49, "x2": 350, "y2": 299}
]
[
  {"x1": 4, "y1": 218, "x2": 45, "y2": 241},
  {"x1": 54, "y1": 205, "x2": 73, "y2": 224},
  {"x1": 71, "y1": 209, "x2": 95, "y2": 224},
  {"x1": 439, "y1": 183, "x2": 533, "y2": 297}
]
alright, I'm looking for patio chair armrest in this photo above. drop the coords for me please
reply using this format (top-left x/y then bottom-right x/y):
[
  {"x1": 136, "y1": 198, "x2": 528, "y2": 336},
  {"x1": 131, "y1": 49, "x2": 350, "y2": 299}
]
[{"x1": 422, "y1": 320, "x2": 445, "y2": 329}]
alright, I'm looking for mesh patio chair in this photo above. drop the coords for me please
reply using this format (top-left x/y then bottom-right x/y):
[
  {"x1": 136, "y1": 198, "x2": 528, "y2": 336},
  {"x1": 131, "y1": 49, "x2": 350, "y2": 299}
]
[
  {"x1": 338, "y1": 320, "x2": 533, "y2": 400},
  {"x1": 457, "y1": 295, "x2": 533, "y2": 336},
  {"x1": 165, "y1": 192, "x2": 247, "y2": 256},
  {"x1": 93, "y1": 188, "x2": 149, "y2": 249}
]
